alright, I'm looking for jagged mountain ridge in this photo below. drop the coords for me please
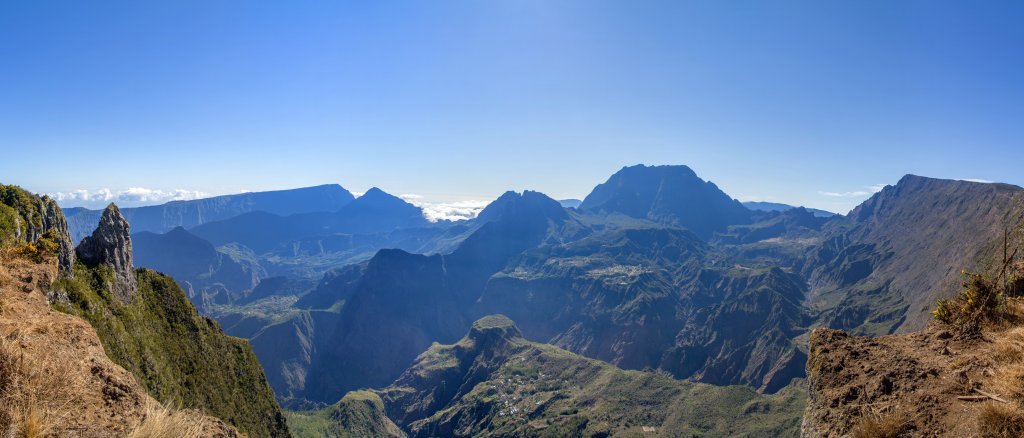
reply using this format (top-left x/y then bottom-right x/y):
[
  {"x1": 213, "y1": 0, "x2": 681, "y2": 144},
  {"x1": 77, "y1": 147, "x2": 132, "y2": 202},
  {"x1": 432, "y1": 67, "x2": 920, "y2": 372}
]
[
  {"x1": 806, "y1": 175, "x2": 1024, "y2": 334},
  {"x1": 267, "y1": 168, "x2": 1024, "y2": 410},
  {"x1": 33, "y1": 166, "x2": 1024, "y2": 434}
]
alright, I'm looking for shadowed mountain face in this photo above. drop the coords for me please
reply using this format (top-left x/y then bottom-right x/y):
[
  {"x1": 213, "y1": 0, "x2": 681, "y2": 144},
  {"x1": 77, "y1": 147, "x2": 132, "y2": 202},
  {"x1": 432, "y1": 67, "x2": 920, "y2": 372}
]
[
  {"x1": 580, "y1": 164, "x2": 752, "y2": 239},
  {"x1": 56, "y1": 165, "x2": 1024, "y2": 426},
  {"x1": 300, "y1": 191, "x2": 586, "y2": 401},
  {"x1": 287, "y1": 187, "x2": 809, "y2": 403},
  {"x1": 64, "y1": 184, "x2": 355, "y2": 242},
  {"x1": 133, "y1": 226, "x2": 264, "y2": 304},
  {"x1": 806, "y1": 175, "x2": 1024, "y2": 334},
  {"x1": 188, "y1": 188, "x2": 434, "y2": 255},
  {"x1": 333, "y1": 188, "x2": 429, "y2": 234},
  {"x1": 256, "y1": 170, "x2": 1024, "y2": 409}
]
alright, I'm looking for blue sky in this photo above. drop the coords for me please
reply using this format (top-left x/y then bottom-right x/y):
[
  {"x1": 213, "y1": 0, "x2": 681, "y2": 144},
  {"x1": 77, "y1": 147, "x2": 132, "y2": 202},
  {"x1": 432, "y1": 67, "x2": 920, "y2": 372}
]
[{"x1": 2, "y1": 1, "x2": 1023, "y2": 214}]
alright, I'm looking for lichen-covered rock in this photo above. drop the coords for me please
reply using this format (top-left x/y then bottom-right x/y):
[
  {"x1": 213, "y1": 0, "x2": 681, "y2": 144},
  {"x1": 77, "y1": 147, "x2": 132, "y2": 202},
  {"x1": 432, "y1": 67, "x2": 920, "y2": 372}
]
[{"x1": 76, "y1": 203, "x2": 137, "y2": 300}]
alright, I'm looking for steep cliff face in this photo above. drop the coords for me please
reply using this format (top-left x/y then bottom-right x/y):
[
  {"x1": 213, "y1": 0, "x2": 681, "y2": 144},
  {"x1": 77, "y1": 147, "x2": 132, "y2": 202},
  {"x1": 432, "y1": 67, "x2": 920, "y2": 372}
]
[
  {"x1": 75, "y1": 203, "x2": 137, "y2": 301},
  {"x1": 0, "y1": 184, "x2": 75, "y2": 274},
  {"x1": 806, "y1": 176, "x2": 1024, "y2": 334}
]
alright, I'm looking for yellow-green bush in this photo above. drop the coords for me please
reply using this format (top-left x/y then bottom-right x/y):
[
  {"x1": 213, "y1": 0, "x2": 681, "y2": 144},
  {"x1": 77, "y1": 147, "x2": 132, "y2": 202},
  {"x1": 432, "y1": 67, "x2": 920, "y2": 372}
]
[{"x1": 935, "y1": 269, "x2": 1012, "y2": 336}]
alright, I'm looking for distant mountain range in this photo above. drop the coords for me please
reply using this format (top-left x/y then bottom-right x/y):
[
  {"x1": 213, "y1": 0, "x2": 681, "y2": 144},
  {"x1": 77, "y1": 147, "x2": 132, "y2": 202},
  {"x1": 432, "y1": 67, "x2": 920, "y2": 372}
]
[
  {"x1": 64, "y1": 184, "x2": 355, "y2": 242},
  {"x1": 50, "y1": 163, "x2": 1024, "y2": 428},
  {"x1": 742, "y1": 201, "x2": 835, "y2": 218}
]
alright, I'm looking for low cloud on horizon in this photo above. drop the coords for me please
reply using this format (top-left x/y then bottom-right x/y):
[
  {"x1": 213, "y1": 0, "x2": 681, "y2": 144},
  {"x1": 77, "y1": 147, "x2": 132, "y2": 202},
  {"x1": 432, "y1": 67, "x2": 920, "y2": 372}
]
[
  {"x1": 397, "y1": 194, "x2": 489, "y2": 222},
  {"x1": 818, "y1": 184, "x2": 887, "y2": 198},
  {"x1": 49, "y1": 187, "x2": 210, "y2": 208}
]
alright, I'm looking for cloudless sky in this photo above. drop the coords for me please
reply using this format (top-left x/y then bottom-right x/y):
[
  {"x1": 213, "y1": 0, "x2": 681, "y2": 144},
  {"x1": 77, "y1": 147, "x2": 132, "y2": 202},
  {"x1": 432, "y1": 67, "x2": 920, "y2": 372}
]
[{"x1": 2, "y1": 1, "x2": 1023, "y2": 213}]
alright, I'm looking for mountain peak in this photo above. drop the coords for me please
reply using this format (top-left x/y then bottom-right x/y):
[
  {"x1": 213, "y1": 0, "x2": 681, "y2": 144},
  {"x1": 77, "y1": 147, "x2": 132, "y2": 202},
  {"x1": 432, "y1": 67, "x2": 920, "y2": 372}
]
[
  {"x1": 468, "y1": 314, "x2": 522, "y2": 343},
  {"x1": 349, "y1": 187, "x2": 408, "y2": 206},
  {"x1": 361, "y1": 187, "x2": 389, "y2": 198},
  {"x1": 476, "y1": 190, "x2": 567, "y2": 224},
  {"x1": 76, "y1": 203, "x2": 137, "y2": 301},
  {"x1": 580, "y1": 164, "x2": 750, "y2": 238},
  {"x1": 335, "y1": 188, "x2": 427, "y2": 233}
]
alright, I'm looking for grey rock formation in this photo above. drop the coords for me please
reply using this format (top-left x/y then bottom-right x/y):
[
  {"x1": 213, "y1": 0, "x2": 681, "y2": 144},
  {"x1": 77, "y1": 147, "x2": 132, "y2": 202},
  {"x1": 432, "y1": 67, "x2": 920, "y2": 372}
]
[
  {"x1": 38, "y1": 196, "x2": 76, "y2": 275},
  {"x1": 76, "y1": 204, "x2": 136, "y2": 301}
]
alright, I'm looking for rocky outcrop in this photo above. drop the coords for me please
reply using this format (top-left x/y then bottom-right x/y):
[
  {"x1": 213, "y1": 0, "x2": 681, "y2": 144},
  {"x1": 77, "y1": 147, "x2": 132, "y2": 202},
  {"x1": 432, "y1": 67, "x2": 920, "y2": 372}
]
[
  {"x1": 75, "y1": 203, "x2": 137, "y2": 301},
  {"x1": 37, "y1": 195, "x2": 76, "y2": 274},
  {"x1": 0, "y1": 185, "x2": 75, "y2": 274}
]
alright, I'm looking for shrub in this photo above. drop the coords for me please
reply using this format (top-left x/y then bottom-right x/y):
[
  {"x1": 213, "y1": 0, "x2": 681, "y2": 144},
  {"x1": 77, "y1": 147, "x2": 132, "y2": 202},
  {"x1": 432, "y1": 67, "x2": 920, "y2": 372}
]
[
  {"x1": 934, "y1": 270, "x2": 1011, "y2": 337},
  {"x1": 0, "y1": 204, "x2": 20, "y2": 246}
]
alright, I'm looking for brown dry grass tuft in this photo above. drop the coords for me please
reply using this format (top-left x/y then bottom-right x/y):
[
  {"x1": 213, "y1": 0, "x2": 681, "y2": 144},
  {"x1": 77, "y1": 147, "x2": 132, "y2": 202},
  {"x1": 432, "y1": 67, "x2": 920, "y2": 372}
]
[
  {"x1": 979, "y1": 318, "x2": 1024, "y2": 436},
  {"x1": 977, "y1": 402, "x2": 1024, "y2": 438},
  {"x1": 127, "y1": 401, "x2": 205, "y2": 438},
  {"x1": 850, "y1": 412, "x2": 910, "y2": 438},
  {"x1": 0, "y1": 330, "x2": 64, "y2": 437}
]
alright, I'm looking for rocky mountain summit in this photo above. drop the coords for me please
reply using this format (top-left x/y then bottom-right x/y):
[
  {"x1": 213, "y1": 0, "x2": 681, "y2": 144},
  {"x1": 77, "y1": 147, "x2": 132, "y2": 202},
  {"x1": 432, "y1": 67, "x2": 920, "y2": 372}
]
[
  {"x1": 75, "y1": 203, "x2": 137, "y2": 301},
  {"x1": 580, "y1": 164, "x2": 751, "y2": 238}
]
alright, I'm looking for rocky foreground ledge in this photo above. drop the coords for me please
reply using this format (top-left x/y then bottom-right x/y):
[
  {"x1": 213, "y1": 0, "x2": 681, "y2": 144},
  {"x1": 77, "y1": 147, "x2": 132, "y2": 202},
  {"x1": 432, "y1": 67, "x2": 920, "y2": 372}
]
[{"x1": 803, "y1": 322, "x2": 1024, "y2": 437}]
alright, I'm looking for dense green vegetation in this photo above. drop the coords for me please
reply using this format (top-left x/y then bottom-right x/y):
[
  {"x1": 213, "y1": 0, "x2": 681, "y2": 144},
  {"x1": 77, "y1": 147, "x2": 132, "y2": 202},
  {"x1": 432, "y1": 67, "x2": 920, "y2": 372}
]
[
  {"x1": 53, "y1": 263, "x2": 291, "y2": 438},
  {"x1": 0, "y1": 184, "x2": 43, "y2": 238},
  {"x1": 376, "y1": 315, "x2": 805, "y2": 437},
  {"x1": 286, "y1": 391, "x2": 403, "y2": 438}
]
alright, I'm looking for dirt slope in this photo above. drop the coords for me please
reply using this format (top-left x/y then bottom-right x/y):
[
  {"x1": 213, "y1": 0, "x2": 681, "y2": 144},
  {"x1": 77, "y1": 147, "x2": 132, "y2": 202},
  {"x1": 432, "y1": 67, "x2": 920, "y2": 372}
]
[
  {"x1": 803, "y1": 318, "x2": 1024, "y2": 437},
  {"x1": 0, "y1": 253, "x2": 238, "y2": 437}
]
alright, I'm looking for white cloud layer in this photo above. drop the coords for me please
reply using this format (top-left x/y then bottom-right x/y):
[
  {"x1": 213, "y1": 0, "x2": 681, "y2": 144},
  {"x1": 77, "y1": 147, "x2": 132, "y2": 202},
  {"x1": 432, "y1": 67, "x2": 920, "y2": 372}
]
[
  {"x1": 49, "y1": 187, "x2": 209, "y2": 207},
  {"x1": 819, "y1": 184, "x2": 886, "y2": 198},
  {"x1": 960, "y1": 178, "x2": 994, "y2": 184},
  {"x1": 398, "y1": 194, "x2": 489, "y2": 222}
]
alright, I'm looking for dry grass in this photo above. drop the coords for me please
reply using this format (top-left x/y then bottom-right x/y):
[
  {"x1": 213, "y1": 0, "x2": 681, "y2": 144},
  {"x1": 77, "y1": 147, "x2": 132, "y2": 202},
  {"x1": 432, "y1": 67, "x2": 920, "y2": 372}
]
[
  {"x1": 0, "y1": 330, "x2": 66, "y2": 437},
  {"x1": 978, "y1": 322, "x2": 1024, "y2": 435},
  {"x1": 977, "y1": 402, "x2": 1024, "y2": 438},
  {"x1": 127, "y1": 401, "x2": 205, "y2": 438},
  {"x1": 850, "y1": 412, "x2": 910, "y2": 438}
]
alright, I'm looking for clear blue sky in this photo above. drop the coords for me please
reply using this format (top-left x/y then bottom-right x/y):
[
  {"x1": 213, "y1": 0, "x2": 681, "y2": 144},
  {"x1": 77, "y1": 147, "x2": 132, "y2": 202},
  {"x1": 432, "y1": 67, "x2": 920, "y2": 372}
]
[{"x1": 2, "y1": 1, "x2": 1023, "y2": 214}]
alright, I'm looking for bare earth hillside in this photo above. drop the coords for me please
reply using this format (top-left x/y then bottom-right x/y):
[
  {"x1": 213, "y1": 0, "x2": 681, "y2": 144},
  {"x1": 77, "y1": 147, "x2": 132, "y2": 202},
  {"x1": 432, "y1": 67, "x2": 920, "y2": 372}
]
[{"x1": 804, "y1": 314, "x2": 1024, "y2": 437}]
